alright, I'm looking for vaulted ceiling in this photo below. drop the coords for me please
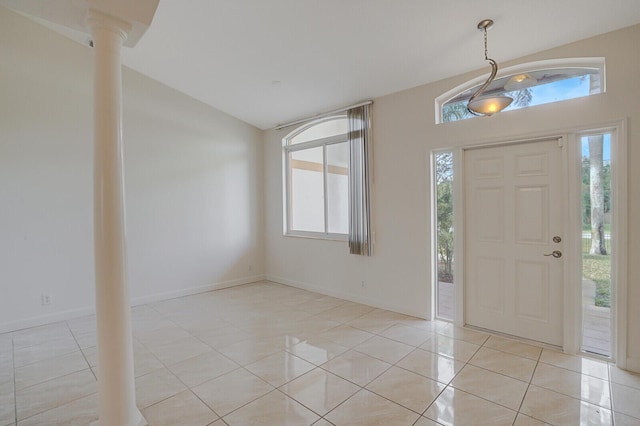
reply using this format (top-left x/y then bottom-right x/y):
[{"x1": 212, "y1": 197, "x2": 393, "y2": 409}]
[{"x1": 5, "y1": 1, "x2": 640, "y2": 129}]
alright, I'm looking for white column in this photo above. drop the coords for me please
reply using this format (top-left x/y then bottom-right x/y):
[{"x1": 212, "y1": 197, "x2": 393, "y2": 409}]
[{"x1": 86, "y1": 11, "x2": 146, "y2": 426}]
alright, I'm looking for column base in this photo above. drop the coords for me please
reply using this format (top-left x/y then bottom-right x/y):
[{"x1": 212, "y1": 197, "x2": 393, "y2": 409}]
[{"x1": 90, "y1": 409, "x2": 147, "y2": 426}]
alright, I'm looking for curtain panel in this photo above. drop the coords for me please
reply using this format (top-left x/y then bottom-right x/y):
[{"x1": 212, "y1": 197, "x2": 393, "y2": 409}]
[{"x1": 347, "y1": 104, "x2": 373, "y2": 256}]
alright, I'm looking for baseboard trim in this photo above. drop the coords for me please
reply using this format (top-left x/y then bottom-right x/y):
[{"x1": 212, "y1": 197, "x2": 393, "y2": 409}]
[
  {"x1": 0, "y1": 275, "x2": 266, "y2": 334},
  {"x1": 131, "y1": 275, "x2": 266, "y2": 306},
  {"x1": 625, "y1": 357, "x2": 640, "y2": 373},
  {"x1": 265, "y1": 274, "x2": 427, "y2": 320},
  {"x1": 0, "y1": 306, "x2": 96, "y2": 334}
]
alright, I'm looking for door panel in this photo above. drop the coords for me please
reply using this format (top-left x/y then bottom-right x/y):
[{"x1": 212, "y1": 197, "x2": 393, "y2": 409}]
[
  {"x1": 514, "y1": 260, "x2": 550, "y2": 322},
  {"x1": 465, "y1": 139, "x2": 564, "y2": 346},
  {"x1": 515, "y1": 186, "x2": 548, "y2": 244},
  {"x1": 476, "y1": 188, "x2": 504, "y2": 242},
  {"x1": 476, "y1": 256, "x2": 505, "y2": 313}
]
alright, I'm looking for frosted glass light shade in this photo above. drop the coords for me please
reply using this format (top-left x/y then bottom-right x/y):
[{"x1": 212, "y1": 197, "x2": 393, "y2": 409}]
[
  {"x1": 504, "y1": 73, "x2": 537, "y2": 91},
  {"x1": 467, "y1": 96, "x2": 513, "y2": 116}
]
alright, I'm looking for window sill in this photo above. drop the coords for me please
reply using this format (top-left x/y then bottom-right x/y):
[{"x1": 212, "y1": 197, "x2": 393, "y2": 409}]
[{"x1": 284, "y1": 231, "x2": 348, "y2": 242}]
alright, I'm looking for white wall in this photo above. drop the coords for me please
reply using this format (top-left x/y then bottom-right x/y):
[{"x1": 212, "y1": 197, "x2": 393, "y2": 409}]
[
  {"x1": 0, "y1": 7, "x2": 264, "y2": 332},
  {"x1": 265, "y1": 25, "x2": 640, "y2": 369}
]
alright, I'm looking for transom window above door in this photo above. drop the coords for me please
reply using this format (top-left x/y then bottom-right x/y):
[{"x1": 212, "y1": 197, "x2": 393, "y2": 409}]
[
  {"x1": 284, "y1": 116, "x2": 349, "y2": 239},
  {"x1": 436, "y1": 58, "x2": 605, "y2": 123}
]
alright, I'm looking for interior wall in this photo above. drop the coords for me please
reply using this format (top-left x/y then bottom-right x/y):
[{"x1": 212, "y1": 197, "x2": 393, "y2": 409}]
[
  {"x1": 264, "y1": 24, "x2": 640, "y2": 369},
  {"x1": 0, "y1": 7, "x2": 264, "y2": 332}
]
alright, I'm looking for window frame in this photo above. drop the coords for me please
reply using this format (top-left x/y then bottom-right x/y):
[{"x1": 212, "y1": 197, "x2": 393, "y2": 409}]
[
  {"x1": 431, "y1": 149, "x2": 455, "y2": 321},
  {"x1": 283, "y1": 116, "x2": 349, "y2": 241},
  {"x1": 435, "y1": 58, "x2": 606, "y2": 124}
]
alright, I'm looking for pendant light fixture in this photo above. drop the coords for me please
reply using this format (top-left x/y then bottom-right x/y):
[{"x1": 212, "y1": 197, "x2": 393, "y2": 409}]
[{"x1": 467, "y1": 19, "x2": 513, "y2": 116}]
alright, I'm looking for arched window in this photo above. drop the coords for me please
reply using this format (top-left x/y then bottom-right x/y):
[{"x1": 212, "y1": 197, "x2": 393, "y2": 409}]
[
  {"x1": 284, "y1": 116, "x2": 350, "y2": 238},
  {"x1": 435, "y1": 58, "x2": 605, "y2": 124}
]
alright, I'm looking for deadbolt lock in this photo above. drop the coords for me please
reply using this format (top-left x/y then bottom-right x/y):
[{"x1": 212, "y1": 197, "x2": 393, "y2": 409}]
[{"x1": 553, "y1": 236, "x2": 562, "y2": 243}]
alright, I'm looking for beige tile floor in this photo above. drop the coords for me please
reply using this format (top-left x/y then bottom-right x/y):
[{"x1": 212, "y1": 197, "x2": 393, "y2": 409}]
[{"x1": 1, "y1": 281, "x2": 639, "y2": 425}]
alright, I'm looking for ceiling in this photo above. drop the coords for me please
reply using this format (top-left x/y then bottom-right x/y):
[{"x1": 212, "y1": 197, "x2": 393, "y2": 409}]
[{"x1": 7, "y1": 1, "x2": 640, "y2": 129}]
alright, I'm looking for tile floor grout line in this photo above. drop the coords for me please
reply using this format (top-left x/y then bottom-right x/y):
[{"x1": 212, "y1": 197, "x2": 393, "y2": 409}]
[
  {"x1": 536, "y1": 358, "x2": 610, "y2": 381},
  {"x1": 418, "y1": 344, "x2": 469, "y2": 422},
  {"x1": 391, "y1": 363, "x2": 456, "y2": 388},
  {"x1": 272, "y1": 386, "x2": 332, "y2": 420},
  {"x1": 302, "y1": 360, "x2": 418, "y2": 423},
  {"x1": 363, "y1": 377, "x2": 443, "y2": 418},
  {"x1": 15, "y1": 386, "x2": 99, "y2": 424},
  {"x1": 13, "y1": 359, "x2": 96, "y2": 392},
  {"x1": 462, "y1": 361, "x2": 533, "y2": 384},
  {"x1": 316, "y1": 358, "x2": 393, "y2": 390},
  {"x1": 273, "y1": 383, "x2": 324, "y2": 417},
  {"x1": 66, "y1": 321, "x2": 96, "y2": 382},
  {"x1": 188, "y1": 382, "x2": 224, "y2": 422},
  {"x1": 218, "y1": 386, "x2": 281, "y2": 423},
  {"x1": 514, "y1": 349, "x2": 547, "y2": 425},
  {"x1": 129, "y1": 334, "x2": 173, "y2": 375},
  {"x1": 514, "y1": 369, "x2": 536, "y2": 421},
  {"x1": 12, "y1": 337, "x2": 17, "y2": 426},
  {"x1": 608, "y1": 363, "x2": 617, "y2": 425},
  {"x1": 423, "y1": 334, "x2": 520, "y2": 422},
  {"x1": 137, "y1": 367, "x2": 192, "y2": 412},
  {"x1": 319, "y1": 386, "x2": 367, "y2": 424},
  {"x1": 529, "y1": 369, "x2": 613, "y2": 411},
  {"x1": 337, "y1": 386, "x2": 426, "y2": 424},
  {"x1": 12, "y1": 345, "x2": 80, "y2": 371},
  {"x1": 446, "y1": 364, "x2": 524, "y2": 417},
  {"x1": 145, "y1": 314, "x2": 227, "y2": 369},
  {"x1": 445, "y1": 384, "x2": 521, "y2": 418}
]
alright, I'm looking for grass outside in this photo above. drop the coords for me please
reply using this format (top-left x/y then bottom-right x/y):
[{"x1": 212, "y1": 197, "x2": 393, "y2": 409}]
[
  {"x1": 583, "y1": 254, "x2": 611, "y2": 308},
  {"x1": 582, "y1": 224, "x2": 611, "y2": 232}
]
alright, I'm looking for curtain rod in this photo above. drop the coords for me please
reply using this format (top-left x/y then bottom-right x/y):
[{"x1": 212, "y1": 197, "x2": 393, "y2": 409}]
[{"x1": 274, "y1": 100, "x2": 373, "y2": 130}]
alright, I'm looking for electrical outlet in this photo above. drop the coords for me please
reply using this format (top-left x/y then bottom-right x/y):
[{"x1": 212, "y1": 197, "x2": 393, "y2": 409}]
[
  {"x1": 41, "y1": 294, "x2": 51, "y2": 306},
  {"x1": 361, "y1": 280, "x2": 366, "y2": 288},
  {"x1": 248, "y1": 264, "x2": 252, "y2": 271}
]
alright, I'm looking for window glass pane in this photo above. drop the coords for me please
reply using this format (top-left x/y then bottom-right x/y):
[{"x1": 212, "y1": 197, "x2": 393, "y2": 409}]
[
  {"x1": 442, "y1": 67, "x2": 602, "y2": 123},
  {"x1": 290, "y1": 147, "x2": 324, "y2": 232},
  {"x1": 581, "y1": 133, "x2": 612, "y2": 357},
  {"x1": 327, "y1": 142, "x2": 349, "y2": 234},
  {"x1": 435, "y1": 151, "x2": 454, "y2": 320},
  {"x1": 290, "y1": 117, "x2": 348, "y2": 145}
]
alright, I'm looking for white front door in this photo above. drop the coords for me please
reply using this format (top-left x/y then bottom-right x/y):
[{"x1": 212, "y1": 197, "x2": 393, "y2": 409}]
[{"x1": 464, "y1": 139, "x2": 564, "y2": 346}]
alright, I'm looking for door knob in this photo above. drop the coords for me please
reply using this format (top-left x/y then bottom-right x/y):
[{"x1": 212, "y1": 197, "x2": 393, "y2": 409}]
[{"x1": 544, "y1": 250, "x2": 562, "y2": 258}]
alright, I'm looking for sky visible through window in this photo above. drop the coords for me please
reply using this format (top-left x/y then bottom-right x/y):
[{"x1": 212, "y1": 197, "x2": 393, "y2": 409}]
[
  {"x1": 518, "y1": 76, "x2": 590, "y2": 109},
  {"x1": 498, "y1": 75, "x2": 591, "y2": 114}
]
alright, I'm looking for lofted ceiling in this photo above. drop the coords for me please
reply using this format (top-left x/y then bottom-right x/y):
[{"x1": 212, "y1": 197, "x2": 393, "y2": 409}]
[{"x1": 5, "y1": 1, "x2": 640, "y2": 129}]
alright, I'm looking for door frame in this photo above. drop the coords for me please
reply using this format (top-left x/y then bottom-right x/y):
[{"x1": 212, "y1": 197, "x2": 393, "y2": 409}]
[
  {"x1": 462, "y1": 137, "x2": 567, "y2": 346},
  {"x1": 444, "y1": 120, "x2": 627, "y2": 361}
]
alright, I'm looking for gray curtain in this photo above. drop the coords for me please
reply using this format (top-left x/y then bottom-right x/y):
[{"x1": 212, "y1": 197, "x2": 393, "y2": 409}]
[{"x1": 348, "y1": 104, "x2": 373, "y2": 256}]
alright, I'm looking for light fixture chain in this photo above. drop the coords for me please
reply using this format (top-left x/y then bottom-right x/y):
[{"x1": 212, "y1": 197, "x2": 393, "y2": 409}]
[
  {"x1": 467, "y1": 19, "x2": 514, "y2": 116},
  {"x1": 484, "y1": 27, "x2": 488, "y2": 60}
]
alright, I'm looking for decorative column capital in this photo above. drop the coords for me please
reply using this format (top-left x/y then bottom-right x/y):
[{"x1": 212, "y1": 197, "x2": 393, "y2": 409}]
[
  {"x1": 85, "y1": 10, "x2": 132, "y2": 43},
  {"x1": 1, "y1": 0, "x2": 158, "y2": 48}
]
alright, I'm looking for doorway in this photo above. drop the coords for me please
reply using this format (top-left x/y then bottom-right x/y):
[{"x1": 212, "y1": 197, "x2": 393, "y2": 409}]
[
  {"x1": 431, "y1": 125, "x2": 624, "y2": 358},
  {"x1": 464, "y1": 138, "x2": 565, "y2": 346}
]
